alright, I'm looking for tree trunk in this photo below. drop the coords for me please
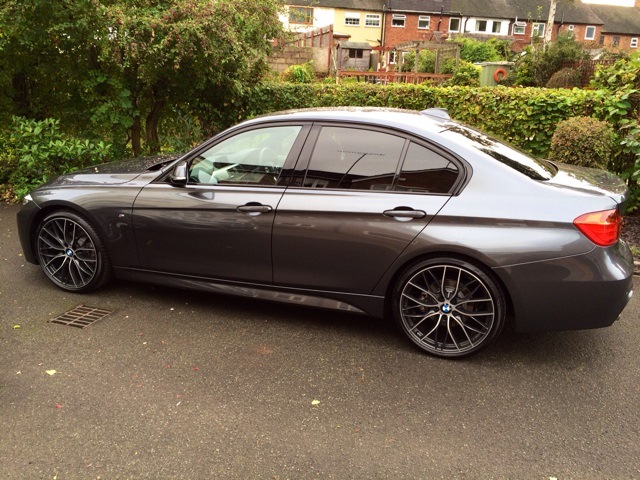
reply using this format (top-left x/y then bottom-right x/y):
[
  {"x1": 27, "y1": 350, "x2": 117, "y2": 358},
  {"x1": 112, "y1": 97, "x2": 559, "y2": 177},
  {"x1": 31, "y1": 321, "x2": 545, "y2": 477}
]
[
  {"x1": 131, "y1": 115, "x2": 142, "y2": 156},
  {"x1": 545, "y1": 0, "x2": 557, "y2": 44},
  {"x1": 145, "y1": 89, "x2": 165, "y2": 155}
]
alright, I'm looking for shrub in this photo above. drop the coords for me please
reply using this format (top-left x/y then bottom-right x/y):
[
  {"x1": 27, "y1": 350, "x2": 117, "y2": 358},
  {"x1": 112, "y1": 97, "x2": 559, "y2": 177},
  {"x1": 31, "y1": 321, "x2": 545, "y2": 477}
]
[
  {"x1": 7, "y1": 117, "x2": 112, "y2": 199},
  {"x1": 281, "y1": 62, "x2": 315, "y2": 83},
  {"x1": 443, "y1": 61, "x2": 480, "y2": 86},
  {"x1": 546, "y1": 67, "x2": 582, "y2": 88},
  {"x1": 549, "y1": 116, "x2": 615, "y2": 169}
]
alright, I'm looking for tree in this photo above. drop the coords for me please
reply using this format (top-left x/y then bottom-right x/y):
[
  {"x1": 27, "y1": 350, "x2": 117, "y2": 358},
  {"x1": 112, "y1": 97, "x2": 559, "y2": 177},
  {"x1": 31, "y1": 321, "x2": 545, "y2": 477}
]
[{"x1": 0, "y1": 0, "x2": 286, "y2": 155}]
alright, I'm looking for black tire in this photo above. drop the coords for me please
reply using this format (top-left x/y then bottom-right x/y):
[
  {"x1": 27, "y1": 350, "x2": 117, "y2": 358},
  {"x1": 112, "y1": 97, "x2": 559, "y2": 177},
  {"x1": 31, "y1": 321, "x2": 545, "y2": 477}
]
[
  {"x1": 391, "y1": 257, "x2": 506, "y2": 358},
  {"x1": 36, "y1": 210, "x2": 112, "y2": 292}
]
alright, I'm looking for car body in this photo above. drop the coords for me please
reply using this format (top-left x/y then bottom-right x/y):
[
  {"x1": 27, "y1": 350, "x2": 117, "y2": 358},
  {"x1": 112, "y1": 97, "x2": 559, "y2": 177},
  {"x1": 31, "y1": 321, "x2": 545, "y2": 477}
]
[{"x1": 17, "y1": 108, "x2": 635, "y2": 358}]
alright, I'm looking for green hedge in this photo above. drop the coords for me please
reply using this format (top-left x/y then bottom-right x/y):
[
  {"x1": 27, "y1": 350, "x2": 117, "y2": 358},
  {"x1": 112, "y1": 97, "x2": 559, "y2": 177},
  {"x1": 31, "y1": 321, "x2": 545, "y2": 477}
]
[{"x1": 246, "y1": 83, "x2": 609, "y2": 158}]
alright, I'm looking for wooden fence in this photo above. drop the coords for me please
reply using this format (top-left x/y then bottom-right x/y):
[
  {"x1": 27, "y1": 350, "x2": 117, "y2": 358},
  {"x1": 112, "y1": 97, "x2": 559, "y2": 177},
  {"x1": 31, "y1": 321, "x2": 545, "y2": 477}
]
[{"x1": 337, "y1": 70, "x2": 452, "y2": 85}]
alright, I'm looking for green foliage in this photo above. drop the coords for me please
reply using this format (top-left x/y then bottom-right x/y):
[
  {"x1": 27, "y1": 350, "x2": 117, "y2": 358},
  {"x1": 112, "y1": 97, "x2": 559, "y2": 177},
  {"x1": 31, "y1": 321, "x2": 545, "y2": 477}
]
[
  {"x1": 549, "y1": 117, "x2": 615, "y2": 169},
  {"x1": 546, "y1": 67, "x2": 582, "y2": 89},
  {"x1": 443, "y1": 61, "x2": 480, "y2": 87},
  {"x1": 455, "y1": 37, "x2": 506, "y2": 63},
  {"x1": 6, "y1": 117, "x2": 112, "y2": 199},
  {"x1": 282, "y1": 62, "x2": 315, "y2": 83},
  {"x1": 511, "y1": 34, "x2": 589, "y2": 87},
  {"x1": 246, "y1": 83, "x2": 607, "y2": 158}
]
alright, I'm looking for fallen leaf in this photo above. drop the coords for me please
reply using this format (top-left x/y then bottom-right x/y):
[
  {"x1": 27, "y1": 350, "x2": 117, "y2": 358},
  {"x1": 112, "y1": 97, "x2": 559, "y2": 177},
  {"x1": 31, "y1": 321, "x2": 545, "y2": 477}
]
[
  {"x1": 311, "y1": 399, "x2": 320, "y2": 406},
  {"x1": 46, "y1": 370, "x2": 57, "y2": 376},
  {"x1": 13, "y1": 324, "x2": 20, "y2": 329},
  {"x1": 55, "y1": 404, "x2": 63, "y2": 409}
]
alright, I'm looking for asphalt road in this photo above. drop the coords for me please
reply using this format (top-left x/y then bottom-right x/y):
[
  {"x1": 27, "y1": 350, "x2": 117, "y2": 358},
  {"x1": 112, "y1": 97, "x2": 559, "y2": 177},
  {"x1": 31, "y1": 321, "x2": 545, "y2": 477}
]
[{"x1": 1, "y1": 202, "x2": 639, "y2": 479}]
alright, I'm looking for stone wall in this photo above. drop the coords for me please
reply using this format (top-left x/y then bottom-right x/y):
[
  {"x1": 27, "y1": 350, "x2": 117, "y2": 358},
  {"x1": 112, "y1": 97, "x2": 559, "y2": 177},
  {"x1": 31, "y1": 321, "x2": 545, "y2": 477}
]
[{"x1": 268, "y1": 46, "x2": 331, "y2": 74}]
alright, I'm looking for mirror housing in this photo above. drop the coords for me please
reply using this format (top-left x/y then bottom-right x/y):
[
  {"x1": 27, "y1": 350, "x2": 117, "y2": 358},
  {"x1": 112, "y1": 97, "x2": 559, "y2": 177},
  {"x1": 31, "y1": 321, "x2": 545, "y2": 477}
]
[{"x1": 170, "y1": 161, "x2": 188, "y2": 185}]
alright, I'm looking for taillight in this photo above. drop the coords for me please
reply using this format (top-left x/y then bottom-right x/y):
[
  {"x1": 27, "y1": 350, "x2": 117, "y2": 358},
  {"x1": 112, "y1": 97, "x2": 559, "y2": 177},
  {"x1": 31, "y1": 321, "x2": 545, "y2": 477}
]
[{"x1": 573, "y1": 209, "x2": 622, "y2": 246}]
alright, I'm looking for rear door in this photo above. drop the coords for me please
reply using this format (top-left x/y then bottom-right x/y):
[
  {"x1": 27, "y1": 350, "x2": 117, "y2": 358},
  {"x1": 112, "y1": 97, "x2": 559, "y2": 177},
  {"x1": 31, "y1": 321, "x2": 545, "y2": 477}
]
[{"x1": 272, "y1": 123, "x2": 461, "y2": 294}]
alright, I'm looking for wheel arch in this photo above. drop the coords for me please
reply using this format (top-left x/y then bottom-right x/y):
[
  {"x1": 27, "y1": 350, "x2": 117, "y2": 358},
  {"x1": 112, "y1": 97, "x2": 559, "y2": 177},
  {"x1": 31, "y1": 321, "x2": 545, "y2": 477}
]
[{"x1": 382, "y1": 250, "x2": 516, "y2": 324}]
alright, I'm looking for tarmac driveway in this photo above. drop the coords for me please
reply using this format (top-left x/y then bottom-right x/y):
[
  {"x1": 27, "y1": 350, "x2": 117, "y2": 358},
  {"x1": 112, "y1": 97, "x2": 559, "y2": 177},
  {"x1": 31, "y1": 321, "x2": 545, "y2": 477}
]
[{"x1": 1, "y1": 202, "x2": 639, "y2": 479}]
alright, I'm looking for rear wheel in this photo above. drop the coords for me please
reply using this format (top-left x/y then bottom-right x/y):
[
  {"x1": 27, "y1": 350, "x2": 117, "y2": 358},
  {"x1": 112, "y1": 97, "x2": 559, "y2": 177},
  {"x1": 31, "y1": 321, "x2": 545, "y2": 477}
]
[
  {"x1": 36, "y1": 211, "x2": 111, "y2": 292},
  {"x1": 392, "y1": 257, "x2": 506, "y2": 358}
]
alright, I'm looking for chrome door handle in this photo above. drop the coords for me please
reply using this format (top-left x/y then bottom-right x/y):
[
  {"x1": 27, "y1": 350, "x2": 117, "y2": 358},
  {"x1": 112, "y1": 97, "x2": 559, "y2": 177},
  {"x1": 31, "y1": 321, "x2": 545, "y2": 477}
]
[
  {"x1": 237, "y1": 203, "x2": 273, "y2": 214},
  {"x1": 383, "y1": 208, "x2": 427, "y2": 219}
]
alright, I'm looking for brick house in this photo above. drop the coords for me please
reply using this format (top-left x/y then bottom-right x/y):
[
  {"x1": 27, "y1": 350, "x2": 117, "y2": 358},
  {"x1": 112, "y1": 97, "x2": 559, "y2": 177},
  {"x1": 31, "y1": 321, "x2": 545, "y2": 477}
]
[{"x1": 590, "y1": 4, "x2": 640, "y2": 51}]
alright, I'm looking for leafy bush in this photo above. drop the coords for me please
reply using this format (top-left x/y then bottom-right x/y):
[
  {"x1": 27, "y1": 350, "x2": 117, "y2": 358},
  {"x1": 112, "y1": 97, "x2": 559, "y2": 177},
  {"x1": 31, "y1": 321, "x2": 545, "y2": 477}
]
[
  {"x1": 7, "y1": 117, "x2": 112, "y2": 199},
  {"x1": 443, "y1": 61, "x2": 480, "y2": 87},
  {"x1": 549, "y1": 117, "x2": 615, "y2": 169},
  {"x1": 282, "y1": 62, "x2": 315, "y2": 83},
  {"x1": 546, "y1": 67, "x2": 582, "y2": 89},
  {"x1": 511, "y1": 34, "x2": 589, "y2": 87},
  {"x1": 454, "y1": 36, "x2": 505, "y2": 63},
  {"x1": 400, "y1": 50, "x2": 436, "y2": 73}
]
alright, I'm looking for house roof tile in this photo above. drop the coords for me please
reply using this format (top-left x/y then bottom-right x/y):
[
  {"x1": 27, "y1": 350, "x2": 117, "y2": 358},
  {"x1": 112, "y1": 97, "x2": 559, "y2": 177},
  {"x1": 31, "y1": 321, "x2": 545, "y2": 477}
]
[{"x1": 589, "y1": 5, "x2": 640, "y2": 34}]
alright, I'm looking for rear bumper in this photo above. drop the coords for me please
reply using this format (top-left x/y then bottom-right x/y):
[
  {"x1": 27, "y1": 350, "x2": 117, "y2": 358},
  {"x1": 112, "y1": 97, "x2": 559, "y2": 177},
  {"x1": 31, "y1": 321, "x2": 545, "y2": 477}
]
[{"x1": 494, "y1": 241, "x2": 634, "y2": 332}]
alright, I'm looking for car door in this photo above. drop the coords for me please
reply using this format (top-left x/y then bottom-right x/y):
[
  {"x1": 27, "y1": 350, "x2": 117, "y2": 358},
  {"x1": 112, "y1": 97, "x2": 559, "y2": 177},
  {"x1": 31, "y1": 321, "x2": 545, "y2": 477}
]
[
  {"x1": 132, "y1": 123, "x2": 308, "y2": 283},
  {"x1": 272, "y1": 124, "x2": 461, "y2": 294}
]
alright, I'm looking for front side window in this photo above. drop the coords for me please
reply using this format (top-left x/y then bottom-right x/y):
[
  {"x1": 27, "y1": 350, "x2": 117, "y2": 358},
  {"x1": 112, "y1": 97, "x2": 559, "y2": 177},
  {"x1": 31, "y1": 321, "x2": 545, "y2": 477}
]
[
  {"x1": 392, "y1": 14, "x2": 406, "y2": 27},
  {"x1": 304, "y1": 127, "x2": 405, "y2": 190},
  {"x1": 418, "y1": 15, "x2": 430, "y2": 30},
  {"x1": 349, "y1": 49, "x2": 364, "y2": 59},
  {"x1": 585, "y1": 25, "x2": 596, "y2": 40},
  {"x1": 344, "y1": 12, "x2": 360, "y2": 26},
  {"x1": 532, "y1": 23, "x2": 545, "y2": 37},
  {"x1": 613, "y1": 36, "x2": 620, "y2": 47},
  {"x1": 632, "y1": 37, "x2": 638, "y2": 48},
  {"x1": 396, "y1": 143, "x2": 459, "y2": 194},
  {"x1": 365, "y1": 14, "x2": 381, "y2": 27},
  {"x1": 190, "y1": 126, "x2": 302, "y2": 185},
  {"x1": 449, "y1": 18, "x2": 461, "y2": 32},
  {"x1": 513, "y1": 22, "x2": 525, "y2": 35},
  {"x1": 289, "y1": 7, "x2": 313, "y2": 25},
  {"x1": 492, "y1": 21, "x2": 502, "y2": 33}
]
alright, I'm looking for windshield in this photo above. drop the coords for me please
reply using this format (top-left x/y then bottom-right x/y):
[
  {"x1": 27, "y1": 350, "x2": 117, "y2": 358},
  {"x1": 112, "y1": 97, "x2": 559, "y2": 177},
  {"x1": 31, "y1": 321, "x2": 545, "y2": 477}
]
[{"x1": 440, "y1": 123, "x2": 557, "y2": 180}]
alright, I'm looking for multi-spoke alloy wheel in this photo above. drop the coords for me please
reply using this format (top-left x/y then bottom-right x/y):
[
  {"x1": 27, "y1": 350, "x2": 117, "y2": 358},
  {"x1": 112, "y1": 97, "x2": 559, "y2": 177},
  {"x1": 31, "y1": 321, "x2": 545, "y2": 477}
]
[
  {"x1": 393, "y1": 258, "x2": 505, "y2": 358},
  {"x1": 36, "y1": 211, "x2": 110, "y2": 292}
]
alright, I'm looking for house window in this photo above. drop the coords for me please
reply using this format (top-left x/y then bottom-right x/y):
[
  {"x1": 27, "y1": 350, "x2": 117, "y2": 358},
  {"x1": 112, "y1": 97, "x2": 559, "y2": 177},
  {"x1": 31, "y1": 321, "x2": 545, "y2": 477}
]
[
  {"x1": 449, "y1": 18, "x2": 461, "y2": 32},
  {"x1": 613, "y1": 36, "x2": 620, "y2": 47},
  {"x1": 392, "y1": 14, "x2": 406, "y2": 27},
  {"x1": 568, "y1": 25, "x2": 575, "y2": 31},
  {"x1": 513, "y1": 22, "x2": 525, "y2": 35},
  {"x1": 289, "y1": 6, "x2": 313, "y2": 25},
  {"x1": 389, "y1": 50, "x2": 397, "y2": 64},
  {"x1": 631, "y1": 37, "x2": 638, "y2": 48},
  {"x1": 344, "y1": 12, "x2": 360, "y2": 26},
  {"x1": 599, "y1": 35, "x2": 605, "y2": 45},
  {"x1": 492, "y1": 21, "x2": 502, "y2": 33},
  {"x1": 418, "y1": 15, "x2": 430, "y2": 30},
  {"x1": 349, "y1": 49, "x2": 364, "y2": 59},
  {"x1": 475, "y1": 20, "x2": 488, "y2": 32},
  {"x1": 532, "y1": 23, "x2": 545, "y2": 37},
  {"x1": 585, "y1": 25, "x2": 596, "y2": 40},
  {"x1": 365, "y1": 14, "x2": 380, "y2": 27}
]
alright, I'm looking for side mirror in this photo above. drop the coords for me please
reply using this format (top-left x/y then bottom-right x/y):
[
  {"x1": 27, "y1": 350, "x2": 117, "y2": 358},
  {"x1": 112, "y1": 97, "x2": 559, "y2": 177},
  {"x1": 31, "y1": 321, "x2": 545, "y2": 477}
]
[{"x1": 170, "y1": 161, "x2": 188, "y2": 185}]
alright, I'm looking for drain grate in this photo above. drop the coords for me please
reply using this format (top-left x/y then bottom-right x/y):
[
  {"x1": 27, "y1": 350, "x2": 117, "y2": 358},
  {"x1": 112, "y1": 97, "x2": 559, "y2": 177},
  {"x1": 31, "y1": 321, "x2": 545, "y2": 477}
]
[{"x1": 49, "y1": 305, "x2": 112, "y2": 328}]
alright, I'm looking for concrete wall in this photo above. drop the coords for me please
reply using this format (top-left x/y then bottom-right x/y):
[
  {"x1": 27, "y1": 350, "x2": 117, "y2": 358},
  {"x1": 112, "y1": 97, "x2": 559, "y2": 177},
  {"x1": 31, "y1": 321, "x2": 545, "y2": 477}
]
[{"x1": 269, "y1": 46, "x2": 331, "y2": 74}]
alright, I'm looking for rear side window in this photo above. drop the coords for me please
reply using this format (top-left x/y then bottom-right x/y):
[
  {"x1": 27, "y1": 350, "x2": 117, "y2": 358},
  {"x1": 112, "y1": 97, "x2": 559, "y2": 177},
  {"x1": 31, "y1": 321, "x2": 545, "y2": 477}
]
[
  {"x1": 396, "y1": 142, "x2": 459, "y2": 193},
  {"x1": 304, "y1": 126, "x2": 405, "y2": 190}
]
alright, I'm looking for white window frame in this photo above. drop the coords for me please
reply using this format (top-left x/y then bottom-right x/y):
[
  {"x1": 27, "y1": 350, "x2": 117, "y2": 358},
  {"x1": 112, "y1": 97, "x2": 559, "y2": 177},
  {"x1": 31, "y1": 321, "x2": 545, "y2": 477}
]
[
  {"x1": 365, "y1": 13, "x2": 380, "y2": 28},
  {"x1": 568, "y1": 24, "x2": 575, "y2": 31},
  {"x1": 513, "y1": 22, "x2": 525, "y2": 35},
  {"x1": 344, "y1": 12, "x2": 360, "y2": 27},
  {"x1": 449, "y1": 17, "x2": 460, "y2": 32},
  {"x1": 475, "y1": 20, "x2": 488, "y2": 32},
  {"x1": 418, "y1": 15, "x2": 430, "y2": 30},
  {"x1": 631, "y1": 37, "x2": 638, "y2": 48},
  {"x1": 532, "y1": 22, "x2": 545, "y2": 37},
  {"x1": 392, "y1": 14, "x2": 406, "y2": 28},
  {"x1": 585, "y1": 25, "x2": 596, "y2": 40},
  {"x1": 492, "y1": 21, "x2": 502, "y2": 33},
  {"x1": 389, "y1": 50, "x2": 397, "y2": 64}
]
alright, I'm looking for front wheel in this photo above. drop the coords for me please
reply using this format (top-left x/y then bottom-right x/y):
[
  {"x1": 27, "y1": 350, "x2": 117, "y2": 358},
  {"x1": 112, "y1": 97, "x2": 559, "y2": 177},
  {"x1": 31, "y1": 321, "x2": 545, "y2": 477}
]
[
  {"x1": 36, "y1": 211, "x2": 112, "y2": 292},
  {"x1": 392, "y1": 257, "x2": 506, "y2": 358}
]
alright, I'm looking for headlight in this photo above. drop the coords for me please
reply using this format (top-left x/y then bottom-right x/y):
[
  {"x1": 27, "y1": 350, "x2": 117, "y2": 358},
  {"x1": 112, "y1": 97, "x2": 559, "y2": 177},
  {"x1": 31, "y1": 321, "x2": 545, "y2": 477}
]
[{"x1": 22, "y1": 194, "x2": 33, "y2": 206}]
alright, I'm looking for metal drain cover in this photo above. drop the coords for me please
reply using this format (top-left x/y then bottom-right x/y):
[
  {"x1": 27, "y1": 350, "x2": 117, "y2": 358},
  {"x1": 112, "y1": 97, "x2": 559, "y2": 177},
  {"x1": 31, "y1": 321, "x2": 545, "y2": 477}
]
[{"x1": 49, "y1": 305, "x2": 112, "y2": 328}]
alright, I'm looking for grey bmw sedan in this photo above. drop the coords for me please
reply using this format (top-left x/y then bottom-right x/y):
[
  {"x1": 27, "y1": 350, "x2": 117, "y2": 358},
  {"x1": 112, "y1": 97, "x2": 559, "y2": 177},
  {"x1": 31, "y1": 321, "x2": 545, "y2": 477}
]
[{"x1": 17, "y1": 108, "x2": 634, "y2": 358}]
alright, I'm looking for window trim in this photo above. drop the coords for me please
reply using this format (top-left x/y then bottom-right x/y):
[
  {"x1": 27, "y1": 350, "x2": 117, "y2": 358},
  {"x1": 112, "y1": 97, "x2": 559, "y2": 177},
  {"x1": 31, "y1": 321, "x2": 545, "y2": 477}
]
[
  {"x1": 585, "y1": 25, "x2": 596, "y2": 40},
  {"x1": 344, "y1": 12, "x2": 361, "y2": 27},
  {"x1": 532, "y1": 22, "x2": 545, "y2": 37},
  {"x1": 449, "y1": 17, "x2": 461, "y2": 33},
  {"x1": 365, "y1": 13, "x2": 381, "y2": 28},
  {"x1": 513, "y1": 22, "x2": 526, "y2": 35},
  {"x1": 391, "y1": 14, "x2": 406, "y2": 28},
  {"x1": 418, "y1": 15, "x2": 430, "y2": 30},
  {"x1": 288, "y1": 6, "x2": 314, "y2": 25},
  {"x1": 631, "y1": 37, "x2": 638, "y2": 48}
]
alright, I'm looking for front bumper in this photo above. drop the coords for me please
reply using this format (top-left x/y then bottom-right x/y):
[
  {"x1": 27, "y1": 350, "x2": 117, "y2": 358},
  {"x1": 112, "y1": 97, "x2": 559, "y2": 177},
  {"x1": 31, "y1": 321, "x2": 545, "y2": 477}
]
[{"x1": 16, "y1": 199, "x2": 42, "y2": 265}]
